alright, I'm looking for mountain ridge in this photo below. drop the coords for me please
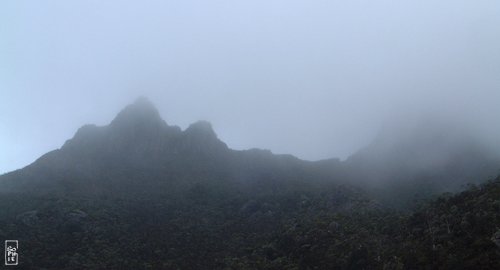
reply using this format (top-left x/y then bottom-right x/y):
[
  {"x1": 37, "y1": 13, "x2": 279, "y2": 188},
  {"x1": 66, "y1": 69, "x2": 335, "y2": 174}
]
[
  {"x1": 2, "y1": 98, "x2": 499, "y2": 203},
  {"x1": 0, "y1": 99, "x2": 335, "y2": 196}
]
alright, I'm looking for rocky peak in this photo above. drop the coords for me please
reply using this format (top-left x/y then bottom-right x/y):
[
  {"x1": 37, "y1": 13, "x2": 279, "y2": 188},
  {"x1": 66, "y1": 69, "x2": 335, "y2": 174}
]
[
  {"x1": 184, "y1": 121, "x2": 217, "y2": 139},
  {"x1": 181, "y1": 121, "x2": 228, "y2": 153},
  {"x1": 110, "y1": 97, "x2": 166, "y2": 130}
]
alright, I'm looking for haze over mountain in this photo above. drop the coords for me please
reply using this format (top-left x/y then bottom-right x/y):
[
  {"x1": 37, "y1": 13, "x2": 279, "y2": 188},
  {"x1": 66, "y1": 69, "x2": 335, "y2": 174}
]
[{"x1": 343, "y1": 117, "x2": 500, "y2": 206}]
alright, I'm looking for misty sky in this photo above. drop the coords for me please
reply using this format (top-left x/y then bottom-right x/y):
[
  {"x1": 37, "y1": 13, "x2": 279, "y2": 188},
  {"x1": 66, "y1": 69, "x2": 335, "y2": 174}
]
[{"x1": 1, "y1": 1, "x2": 500, "y2": 174}]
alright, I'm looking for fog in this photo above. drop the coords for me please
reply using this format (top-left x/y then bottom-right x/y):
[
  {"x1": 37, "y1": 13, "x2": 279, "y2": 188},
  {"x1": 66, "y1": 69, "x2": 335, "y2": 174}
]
[{"x1": 1, "y1": 0, "x2": 500, "y2": 174}]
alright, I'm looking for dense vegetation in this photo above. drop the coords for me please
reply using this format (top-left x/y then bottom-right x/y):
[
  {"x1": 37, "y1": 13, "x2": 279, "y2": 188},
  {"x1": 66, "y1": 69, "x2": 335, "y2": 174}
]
[{"x1": 2, "y1": 177, "x2": 500, "y2": 269}]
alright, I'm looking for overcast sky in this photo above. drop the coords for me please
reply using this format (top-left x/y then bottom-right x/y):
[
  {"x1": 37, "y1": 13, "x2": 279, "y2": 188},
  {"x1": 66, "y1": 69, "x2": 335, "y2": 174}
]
[{"x1": 1, "y1": 0, "x2": 500, "y2": 174}]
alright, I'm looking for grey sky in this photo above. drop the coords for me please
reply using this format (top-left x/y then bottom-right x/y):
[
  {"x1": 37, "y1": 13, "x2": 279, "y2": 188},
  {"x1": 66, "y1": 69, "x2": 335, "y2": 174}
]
[{"x1": 1, "y1": 0, "x2": 500, "y2": 174}]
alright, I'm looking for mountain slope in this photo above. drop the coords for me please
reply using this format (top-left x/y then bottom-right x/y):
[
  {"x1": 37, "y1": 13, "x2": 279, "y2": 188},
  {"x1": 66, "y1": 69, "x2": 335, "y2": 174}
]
[{"x1": 1, "y1": 99, "x2": 500, "y2": 269}]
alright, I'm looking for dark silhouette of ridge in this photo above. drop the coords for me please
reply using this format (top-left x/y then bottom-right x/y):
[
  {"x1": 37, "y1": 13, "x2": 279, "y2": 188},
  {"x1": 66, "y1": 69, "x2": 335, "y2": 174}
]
[{"x1": 0, "y1": 98, "x2": 326, "y2": 195}]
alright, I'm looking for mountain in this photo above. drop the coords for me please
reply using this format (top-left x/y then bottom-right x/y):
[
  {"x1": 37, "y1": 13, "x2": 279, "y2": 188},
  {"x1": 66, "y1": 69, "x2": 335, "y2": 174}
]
[
  {"x1": 0, "y1": 98, "x2": 338, "y2": 196},
  {"x1": 341, "y1": 118, "x2": 500, "y2": 207},
  {"x1": 1, "y1": 98, "x2": 500, "y2": 269}
]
